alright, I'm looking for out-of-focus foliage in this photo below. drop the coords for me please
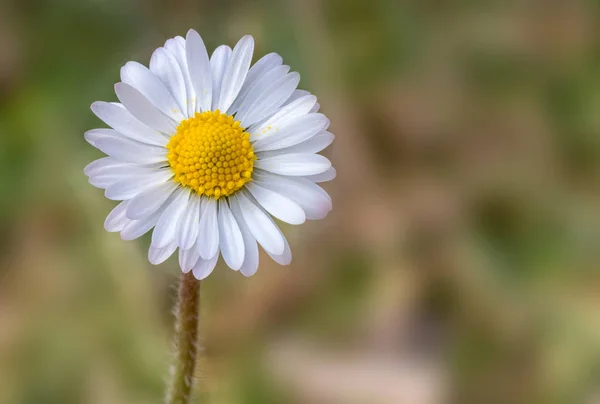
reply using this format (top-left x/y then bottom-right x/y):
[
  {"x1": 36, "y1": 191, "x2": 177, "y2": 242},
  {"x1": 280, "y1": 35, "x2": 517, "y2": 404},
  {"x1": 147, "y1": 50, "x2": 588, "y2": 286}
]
[{"x1": 1, "y1": 1, "x2": 600, "y2": 403}]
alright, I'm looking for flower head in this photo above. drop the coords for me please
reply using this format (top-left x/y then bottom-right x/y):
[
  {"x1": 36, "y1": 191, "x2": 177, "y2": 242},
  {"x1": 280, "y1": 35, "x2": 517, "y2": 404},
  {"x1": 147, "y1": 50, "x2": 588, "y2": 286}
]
[{"x1": 84, "y1": 31, "x2": 335, "y2": 279}]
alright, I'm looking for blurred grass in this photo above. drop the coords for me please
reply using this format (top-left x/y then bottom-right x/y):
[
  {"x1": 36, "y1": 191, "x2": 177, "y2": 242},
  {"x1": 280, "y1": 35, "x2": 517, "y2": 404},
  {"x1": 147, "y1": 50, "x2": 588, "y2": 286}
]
[{"x1": 2, "y1": 0, "x2": 600, "y2": 403}]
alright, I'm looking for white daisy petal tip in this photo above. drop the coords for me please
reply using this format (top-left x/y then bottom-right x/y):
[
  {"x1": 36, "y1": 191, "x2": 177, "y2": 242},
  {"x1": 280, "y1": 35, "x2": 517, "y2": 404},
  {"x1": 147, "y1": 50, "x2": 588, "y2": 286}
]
[
  {"x1": 238, "y1": 34, "x2": 255, "y2": 49},
  {"x1": 104, "y1": 201, "x2": 130, "y2": 232},
  {"x1": 148, "y1": 242, "x2": 177, "y2": 265},
  {"x1": 246, "y1": 182, "x2": 306, "y2": 225},
  {"x1": 192, "y1": 251, "x2": 220, "y2": 280},
  {"x1": 179, "y1": 246, "x2": 201, "y2": 273},
  {"x1": 86, "y1": 31, "x2": 334, "y2": 279},
  {"x1": 235, "y1": 191, "x2": 285, "y2": 256},
  {"x1": 90, "y1": 101, "x2": 100, "y2": 113},
  {"x1": 305, "y1": 166, "x2": 337, "y2": 183},
  {"x1": 83, "y1": 130, "x2": 99, "y2": 146}
]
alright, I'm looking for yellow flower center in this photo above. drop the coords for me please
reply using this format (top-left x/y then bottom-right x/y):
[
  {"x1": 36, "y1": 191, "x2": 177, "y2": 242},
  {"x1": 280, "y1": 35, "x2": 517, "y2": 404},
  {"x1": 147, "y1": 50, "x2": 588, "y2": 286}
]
[{"x1": 166, "y1": 110, "x2": 255, "y2": 199}]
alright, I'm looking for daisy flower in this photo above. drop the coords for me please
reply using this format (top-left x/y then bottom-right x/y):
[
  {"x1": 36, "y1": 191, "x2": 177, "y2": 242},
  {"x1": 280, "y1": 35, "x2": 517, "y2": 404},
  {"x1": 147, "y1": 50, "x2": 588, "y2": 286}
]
[{"x1": 84, "y1": 30, "x2": 335, "y2": 279}]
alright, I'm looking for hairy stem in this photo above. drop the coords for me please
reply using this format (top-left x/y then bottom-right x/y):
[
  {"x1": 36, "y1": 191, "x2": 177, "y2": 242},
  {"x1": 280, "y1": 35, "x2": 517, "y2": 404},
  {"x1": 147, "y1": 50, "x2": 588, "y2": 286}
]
[{"x1": 166, "y1": 272, "x2": 201, "y2": 404}]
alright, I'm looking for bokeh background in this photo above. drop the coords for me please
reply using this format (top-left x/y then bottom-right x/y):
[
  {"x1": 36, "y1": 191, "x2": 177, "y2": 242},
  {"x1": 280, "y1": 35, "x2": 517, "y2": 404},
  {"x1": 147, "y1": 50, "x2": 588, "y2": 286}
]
[{"x1": 2, "y1": 0, "x2": 600, "y2": 403}]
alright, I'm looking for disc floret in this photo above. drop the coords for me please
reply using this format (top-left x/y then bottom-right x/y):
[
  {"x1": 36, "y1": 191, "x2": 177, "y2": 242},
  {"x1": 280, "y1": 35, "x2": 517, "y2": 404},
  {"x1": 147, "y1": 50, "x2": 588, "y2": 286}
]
[{"x1": 167, "y1": 110, "x2": 255, "y2": 198}]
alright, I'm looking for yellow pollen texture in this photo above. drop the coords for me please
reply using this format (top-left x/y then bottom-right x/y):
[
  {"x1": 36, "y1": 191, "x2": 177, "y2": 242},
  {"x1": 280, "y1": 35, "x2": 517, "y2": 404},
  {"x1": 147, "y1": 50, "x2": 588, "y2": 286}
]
[{"x1": 166, "y1": 110, "x2": 255, "y2": 199}]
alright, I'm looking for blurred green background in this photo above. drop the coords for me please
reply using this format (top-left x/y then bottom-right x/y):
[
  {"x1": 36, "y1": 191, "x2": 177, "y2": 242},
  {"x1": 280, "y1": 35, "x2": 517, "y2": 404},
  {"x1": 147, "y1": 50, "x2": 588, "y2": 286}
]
[{"x1": 2, "y1": 0, "x2": 600, "y2": 403}]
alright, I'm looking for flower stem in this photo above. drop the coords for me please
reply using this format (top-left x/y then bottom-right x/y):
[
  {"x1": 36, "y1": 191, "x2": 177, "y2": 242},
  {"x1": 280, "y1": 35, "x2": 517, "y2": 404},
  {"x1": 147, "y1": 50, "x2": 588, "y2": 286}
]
[{"x1": 166, "y1": 272, "x2": 201, "y2": 404}]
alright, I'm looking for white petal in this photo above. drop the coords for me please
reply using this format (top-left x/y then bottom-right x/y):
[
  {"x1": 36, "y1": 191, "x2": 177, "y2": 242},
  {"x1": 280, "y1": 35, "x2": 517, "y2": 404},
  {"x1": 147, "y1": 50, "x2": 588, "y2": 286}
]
[
  {"x1": 197, "y1": 197, "x2": 219, "y2": 259},
  {"x1": 104, "y1": 201, "x2": 130, "y2": 232},
  {"x1": 192, "y1": 250, "x2": 219, "y2": 280},
  {"x1": 304, "y1": 166, "x2": 336, "y2": 183},
  {"x1": 284, "y1": 89, "x2": 311, "y2": 105},
  {"x1": 165, "y1": 36, "x2": 196, "y2": 117},
  {"x1": 90, "y1": 103, "x2": 168, "y2": 146},
  {"x1": 89, "y1": 176, "x2": 119, "y2": 189},
  {"x1": 177, "y1": 194, "x2": 201, "y2": 250},
  {"x1": 257, "y1": 131, "x2": 334, "y2": 157},
  {"x1": 255, "y1": 153, "x2": 331, "y2": 176},
  {"x1": 237, "y1": 72, "x2": 300, "y2": 128},
  {"x1": 105, "y1": 170, "x2": 173, "y2": 201},
  {"x1": 231, "y1": 64, "x2": 290, "y2": 117},
  {"x1": 120, "y1": 61, "x2": 186, "y2": 122},
  {"x1": 86, "y1": 161, "x2": 164, "y2": 178},
  {"x1": 249, "y1": 95, "x2": 318, "y2": 141},
  {"x1": 228, "y1": 52, "x2": 283, "y2": 113},
  {"x1": 186, "y1": 30, "x2": 212, "y2": 112},
  {"x1": 285, "y1": 90, "x2": 321, "y2": 113},
  {"x1": 120, "y1": 207, "x2": 164, "y2": 240},
  {"x1": 84, "y1": 127, "x2": 116, "y2": 144},
  {"x1": 87, "y1": 158, "x2": 138, "y2": 189},
  {"x1": 89, "y1": 174, "x2": 155, "y2": 190},
  {"x1": 84, "y1": 157, "x2": 130, "y2": 177},
  {"x1": 150, "y1": 47, "x2": 187, "y2": 113},
  {"x1": 88, "y1": 163, "x2": 164, "y2": 190},
  {"x1": 87, "y1": 160, "x2": 163, "y2": 178},
  {"x1": 245, "y1": 53, "x2": 284, "y2": 90},
  {"x1": 88, "y1": 176, "x2": 116, "y2": 189},
  {"x1": 230, "y1": 196, "x2": 259, "y2": 277},
  {"x1": 84, "y1": 133, "x2": 99, "y2": 147},
  {"x1": 148, "y1": 242, "x2": 177, "y2": 265},
  {"x1": 151, "y1": 188, "x2": 189, "y2": 248},
  {"x1": 218, "y1": 35, "x2": 254, "y2": 113},
  {"x1": 125, "y1": 181, "x2": 178, "y2": 220},
  {"x1": 179, "y1": 246, "x2": 201, "y2": 273},
  {"x1": 217, "y1": 199, "x2": 245, "y2": 270},
  {"x1": 88, "y1": 129, "x2": 168, "y2": 164},
  {"x1": 210, "y1": 45, "x2": 232, "y2": 110},
  {"x1": 245, "y1": 182, "x2": 305, "y2": 225},
  {"x1": 266, "y1": 231, "x2": 292, "y2": 265},
  {"x1": 253, "y1": 172, "x2": 332, "y2": 220},
  {"x1": 164, "y1": 36, "x2": 185, "y2": 55},
  {"x1": 115, "y1": 82, "x2": 177, "y2": 134},
  {"x1": 235, "y1": 191, "x2": 284, "y2": 255},
  {"x1": 253, "y1": 113, "x2": 329, "y2": 152}
]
